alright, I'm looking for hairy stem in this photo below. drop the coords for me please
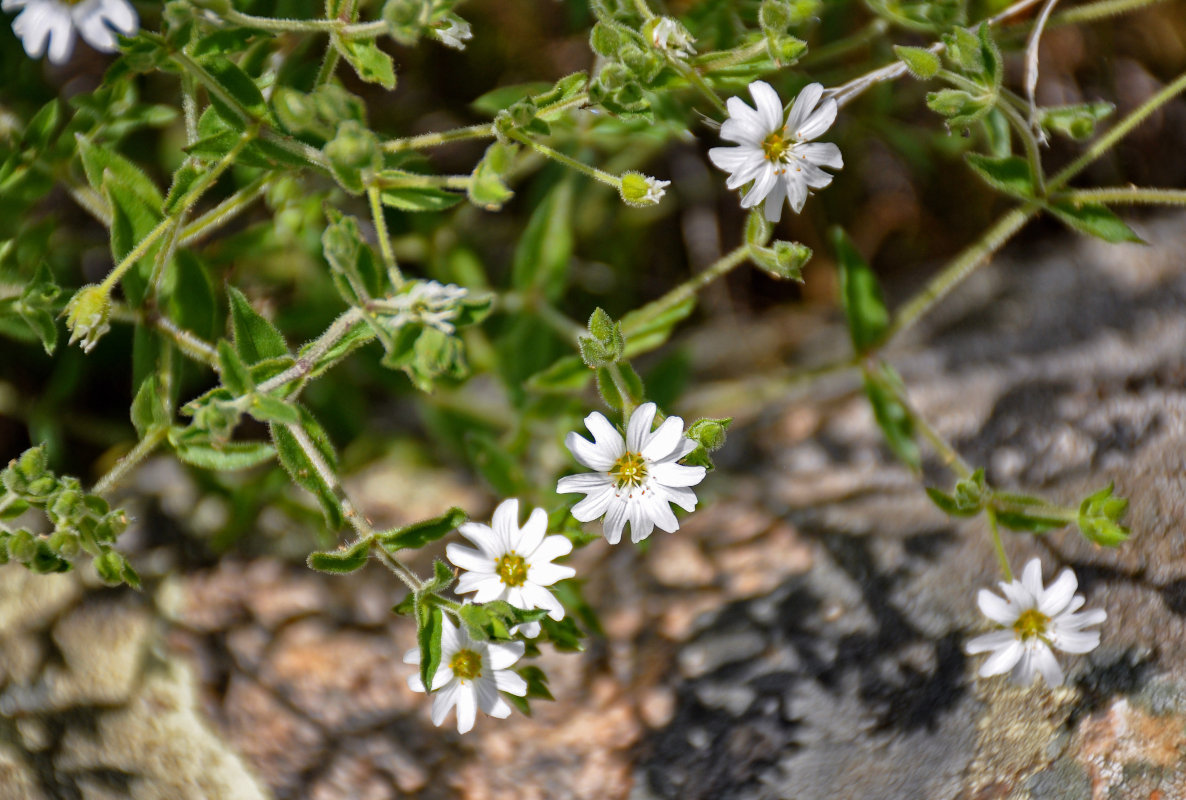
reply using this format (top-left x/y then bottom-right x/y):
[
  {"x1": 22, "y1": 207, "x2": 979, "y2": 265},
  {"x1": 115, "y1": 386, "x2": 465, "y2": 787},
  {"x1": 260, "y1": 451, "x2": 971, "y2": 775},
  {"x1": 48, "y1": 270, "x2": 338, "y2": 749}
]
[{"x1": 92, "y1": 427, "x2": 168, "y2": 496}]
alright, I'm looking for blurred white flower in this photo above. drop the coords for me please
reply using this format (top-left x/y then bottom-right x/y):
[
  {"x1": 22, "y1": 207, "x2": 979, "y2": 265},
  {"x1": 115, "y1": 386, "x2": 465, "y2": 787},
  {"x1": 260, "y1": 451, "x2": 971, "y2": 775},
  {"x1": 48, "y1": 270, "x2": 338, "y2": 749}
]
[
  {"x1": 557, "y1": 402, "x2": 706, "y2": 545},
  {"x1": 382, "y1": 280, "x2": 468, "y2": 333},
  {"x1": 966, "y1": 558, "x2": 1106, "y2": 687},
  {"x1": 4, "y1": 0, "x2": 137, "y2": 65},
  {"x1": 433, "y1": 14, "x2": 471, "y2": 50},
  {"x1": 649, "y1": 16, "x2": 695, "y2": 60},
  {"x1": 708, "y1": 81, "x2": 843, "y2": 223},
  {"x1": 404, "y1": 614, "x2": 528, "y2": 734},
  {"x1": 446, "y1": 498, "x2": 576, "y2": 639}
]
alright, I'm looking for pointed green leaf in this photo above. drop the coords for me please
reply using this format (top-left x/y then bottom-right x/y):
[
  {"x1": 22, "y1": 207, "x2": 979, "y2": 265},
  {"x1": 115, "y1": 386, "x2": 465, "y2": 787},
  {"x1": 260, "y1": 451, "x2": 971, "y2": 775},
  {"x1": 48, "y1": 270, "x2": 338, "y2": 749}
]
[
  {"x1": 378, "y1": 507, "x2": 468, "y2": 552},
  {"x1": 340, "y1": 39, "x2": 397, "y2": 89},
  {"x1": 217, "y1": 339, "x2": 254, "y2": 395},
  {"x1": 379, "y1": 186, "x2": 464, "y2": 212},
  {"x1": 307, "y1": 537, "x2": 372, "y2": 573},
  {"x1": 227, "y1": 286, "x2": 288, "y2": 364},
  {"x1": 416, "y1": 602, "x2": 443, "y2": 692},
  {"x1": 172, "y1": 438, "x2": 276, "y2": 470},
  {"x1": 832, "y1": 227, "x2": 889, "y2": 354},
  {"x1": 895, "y1": 45, "x2": 941, "y2": 79},
  {"x1": 965, "y1": 154, "x2": 1035, "y2": 198},
  {"x1": 1046, "y1": 201, "x2": 1143, "y2": 244},
  {"x1": 862, "y1": 363, "x2": 920, "y2": 470},
  {"x1": 511, "y1": 179, "x2": 573, "y2": 301},
  {"x1": 270, "y1": 407, "x2": 344, "y2": 530}
]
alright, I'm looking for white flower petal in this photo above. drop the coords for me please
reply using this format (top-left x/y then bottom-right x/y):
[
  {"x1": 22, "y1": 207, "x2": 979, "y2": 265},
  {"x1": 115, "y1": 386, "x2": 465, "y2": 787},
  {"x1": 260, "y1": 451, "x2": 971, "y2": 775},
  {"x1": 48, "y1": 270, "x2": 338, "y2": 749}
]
[
  {"x1": 513, "y1": 620, "x2": 541, "y2": 639},
  {"x1": 75, "y1": 2, "x2": 118, "y2": 52},
  {"x1": 454, "y1": 683, "x2": 478, "y2": 733},
  {"x1": 965, "y1": 629, "x2": 1016, "y2": 654},
  {"x1": 785, "y1": 173, "x2": 809, "y2": 213},
  {"x1": 585, "y1": 410, "x2": 625, "y2": 454},
  {"x1": 557, "y1": 472, "x2": 613, "y2": 494},
  {"x1": 641, "y1": 415, "x2": 685, "y2": 461},
  {"x1": 447, "y1": 543, "x2": 493, "y2": 575},
  {"x1": 795, "y1": 97, "x2": 837, "y2": 141},
  {"x1": 627, "y1": 402, "x2": 658, "y2": 453},
  {"x1": 2, "y1": 0, "x2": 30, "y2": 10},
  {"x1": 708, "y1": 146, "x2": 754, "y2": 172},
  {"x1": 569, "y1": 484, "x2": 615, "y2": 522},
  {"x1": 977, "y1": 589, "x2": 1017, "y2": 626},
  {"x1": 650, "y1": 461, "x2": 706, "y2": 489},
  {"x1": 643, "y1": 490, "x2": 679, "y2": 532},
  {"x1": 1031, "y1": 642, "x2": 1064, "y2": 686},
  {"x1": 518, "y1": 506, "x2": 548, "y2": 556},
  {"x1": 488, "y1": 641, "x2": 525, "y2": 670},
  {"x1": 1021, "y1": 558, "x2": 1045, "y2": 600},
  {"x1": 784, "y1": 83, "x2": 824, "y2": 134},
  {"x1": 1010, "y1": 646, "x2": 1036, "y2": 685},
  {"x1": 528, "y1": 534, "x2": 573, "y2": 565},
  {"x1": 763, "y1": 177, "x2": 787, "y2": 223},
  {"x1": 527, "y1": 561, "x2": 575, "y2": 588},
  {"x1": 494, "y1": 668, "x2": 528, "y2": 696},
  {"x1": 749, "y1": 80, "x2": 785, "y2": 133},
  {"x1": 662, "y1": 484, "x2": 698, "y2": 513},
  {"x1": 439, "y1": 615, "x2": 462, "y2": 654},
  {"x1": 979, "y1": 638, "x2": 1023, "y2": 677},
  {"x1": 458, "y1": 522, "x2": 502, "y2": 559},
  {"x1": 1039, "y1": 569, "x2": 1078, "y2": 617},
  {"x1": 1061, "y1": 608, "x2": 1107, "y2": 629},
  {"x1": 796, "y1": 141, "x2": 844, "y2": 169},
  {"x1": 603, "y1": 500, "x2": 627, "y2": 544},
  {"x1": 629, "y1": 500, "x2": 655, "y2": 543},
  {"x1": 522, "y1": 582, "x2": 566, "y2": 619},
  {"x1": 472, "y1": 579, "x2": 508, "y2": 604},
  {"x1": 741, "y1": 166, "x2": 779, "y2": 208},
  {"x1": 1051, "y1": 627, "x2": 1100, "y2": 654},
  {"x1": 491, "y1": 498, "x2": 520, "y2": 550},
  {"x1": 431, "y1": 681, "x2": 460, "y2": 727}
]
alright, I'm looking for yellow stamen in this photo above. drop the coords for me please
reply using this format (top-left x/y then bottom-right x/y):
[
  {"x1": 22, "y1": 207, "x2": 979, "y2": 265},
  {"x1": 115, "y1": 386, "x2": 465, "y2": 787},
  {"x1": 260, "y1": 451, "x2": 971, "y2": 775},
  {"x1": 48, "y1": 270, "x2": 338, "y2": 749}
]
[
  {"x1": 1012, "y1": 608, "x2": 1049, "y2": 641},
  {"x1": 610, "y1": 451, "x2": 647, "y2": 489},
  {"x1": 495, "y1": 552, "x2": 529, "y2": 587},
  {"x1": 449, "y1": 648, "x2": 483, "y2": 681},
  {"x1": 762, "y1": 129, "x2": 792, "y2": 162}
]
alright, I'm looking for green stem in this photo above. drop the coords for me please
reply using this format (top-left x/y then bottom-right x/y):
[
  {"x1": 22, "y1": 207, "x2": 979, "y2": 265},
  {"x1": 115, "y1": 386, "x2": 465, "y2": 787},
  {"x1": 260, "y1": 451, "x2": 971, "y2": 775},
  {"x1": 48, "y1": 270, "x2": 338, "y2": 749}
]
[
  {"x1": 668, "y1": 58, "x2": 728, "y2": 116},
  {"x1": 986, "y1": 508, "x2": 1013, "y2": 581},
  {"x1": 367, "y1": 185, "x2": 404, "y2": 288},
  {"x1": 1050, "y1": 69, "x2": 1186, "y2": 190},
  {"x1": 899, "y1": 385, "x2": 973, "y2": 478},
  {"x1": 384, "y1": 122, "x2": 496, "y2": 153},
  {"x1": 693, "y1": 38, "x2": 769, "y2": 71},
  {"x1": 623, "y1": 244, "x2": 751, "y2": 337},
  {"x1": 508, "y1": 132, "x2": 621, "y2": 190},
  {"x1": 99, "y1": 129, "x2": 256, "y2": 295},
  {"x1": 153, "y1": 315, "x2": 219, "y2": 368},
  {"x1": 178, "y1": 175, "x2": 271, "y2": 247},
  {"x1": 254, "y1": 307, "x2": 367, "y2": 397},
  {"x1": 92, "y1": 427, "x2": 168, "y2": 496},
  {"x1": 608, "y1": 363, "x2": 638, "y2": 418},
  {"x1": 884, "y1": 206, "x2": 1035, "y2": 344},
  {"x1": 1047, "y1": 0, "x2": 1168, "y2": 27},
  {"x1": 1059, "y1": 187, "x2": 1186, "y2": 205},
  {"x1": 996, "y1": 99, "x2": 1048, "y2": 197},
  {"x1": 223, "y1": 8, "x2": 385, "y2": 37},
  {"x1": 374, "y1": 172, "x2": 472, "y2": 190},
  {"x1": 801, "y1": 19, "x2": 889, "y2": 67}
]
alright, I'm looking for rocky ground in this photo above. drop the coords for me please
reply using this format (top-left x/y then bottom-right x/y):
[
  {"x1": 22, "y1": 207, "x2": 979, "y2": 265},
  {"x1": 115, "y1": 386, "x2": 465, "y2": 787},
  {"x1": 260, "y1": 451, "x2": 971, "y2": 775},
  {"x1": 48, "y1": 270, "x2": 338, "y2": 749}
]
[{"x1": 0, "y1": 210, "x2": 1183, "y2": 799}]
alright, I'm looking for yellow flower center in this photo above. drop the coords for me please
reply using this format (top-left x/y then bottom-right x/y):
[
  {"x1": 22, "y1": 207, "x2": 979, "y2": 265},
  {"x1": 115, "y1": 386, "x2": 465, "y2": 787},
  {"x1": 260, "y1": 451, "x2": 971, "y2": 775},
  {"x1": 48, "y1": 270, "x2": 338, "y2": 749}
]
[
  {"x1": 762, "y1": 130, "x2": 792, "y2": 162},
  {"x1": 1012, "y1": 608, "x2": 1049, "y2": 641},
  {"x1": 449, "y1": 648, "x2": 483, "y2": 681},
  {"x1": 495, "y1": 552, "x2": 529, "y2": 587},
  {"x1": 610, "y1": 451, "x2": 647, "y2": 489}
]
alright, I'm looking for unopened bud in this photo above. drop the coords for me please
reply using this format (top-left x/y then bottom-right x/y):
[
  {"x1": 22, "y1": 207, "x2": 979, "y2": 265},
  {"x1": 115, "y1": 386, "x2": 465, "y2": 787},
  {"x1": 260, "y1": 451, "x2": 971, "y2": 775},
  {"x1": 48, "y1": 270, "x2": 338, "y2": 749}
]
[
  {"x1": 63, "y1": 284, "x2": 111, "y2": 354},
  {"x1": 619, "y1": 172, "x2": 669, "y2": 207}
]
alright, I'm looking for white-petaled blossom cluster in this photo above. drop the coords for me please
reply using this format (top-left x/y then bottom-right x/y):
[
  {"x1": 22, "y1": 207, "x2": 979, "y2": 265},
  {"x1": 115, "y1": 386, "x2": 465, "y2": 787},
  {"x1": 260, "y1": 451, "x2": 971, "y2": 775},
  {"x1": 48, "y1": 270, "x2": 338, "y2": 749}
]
[
  {"x1": 433, "y1": 14, "x2": 471, "y2": 50},
  {"x1": 404, "y1": 615, "x2": 527, "y2": 734},
  {"x1": 649, "y1": 16, "x2": 695, "y2": 60},
  {"x1": 966, "y1": 558, "x2": 1106, "y2": 687},
  {"x1": 447, "y1": 498, "x2": 576, "y2": 639},
  {"x1": 557, "y1": 402, "x2": 706, "y2": 545},
  {"x1": 385, "y1": 280, "x2": 468, "y2": 333},
  {"x1": 4, "y1": 0, "x2": 137, "y2": 64},
  {"x1": 709, "y1": 81, "x2": 843, "y2": 223}
]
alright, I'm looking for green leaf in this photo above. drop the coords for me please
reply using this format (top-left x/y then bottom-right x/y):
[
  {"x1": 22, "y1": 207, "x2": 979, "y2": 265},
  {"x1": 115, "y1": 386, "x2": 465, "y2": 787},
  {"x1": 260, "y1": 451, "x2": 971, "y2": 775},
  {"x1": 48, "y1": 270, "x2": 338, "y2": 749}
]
[
  {"x1": 340, "y1": 38, "x2": 397, "y2": 89},
  {"x1": 379, "y1": 185, "x2": 464, "y2": 212},
  {"x1": 994, "y1": 509, "x2": 1065, "y2": 534},
  {"x1": 164, "y1": 161, "x2": 204, "y2": 215},
  {"x1": 895, "y1": 45, "x2": 941, "y2": 79},
  {"x1": 78, "y1": 137, "x2": 164, "y2": 212},
  {"x1": 270, "y1": 406, "x2": 344, "y2": 530},
  {"x1": 832, "y1": 227, "x2": 889, "y2": 354},
  {"x1": 423, "y1": 558, "x2": 456, "y2": 593},
  {"x1": 525, "y1": 355, "x2": 592, "y2": 394},
  {"x1": 378, "y1": 507, "x2": 467, "y2": 552},
  {"x1": 942, "y1": 26, "x2": 984, "y2": 74},
  {"x1": 171, "y1": 437, "x2": 276, "y2": 470},
  {"x1": 1077, "y1": 483, "x2": 1130, "y2": 546},
  {"x1": 307, "y1": 537, "x2": 372, "y2": 573},
  {"x1": 169, "y1": 251, "x2": 219, "y2": 340},
  {"x1": 965, "y1": 154, "x2": 1035, "y2": 198},
  {"x1": 1046, "y1": 201, "x2": 1143, "y2": 244},
  {"x1": 468, "y1": 142, "x2": 516, "y2": 211},
  {"x1": 247, "y1": 394, "x2": 300, "y2": 425},
  {"x1": 104, "y1": 180, "x2": 162, "y2": 308},
  {"x1": 16, "y1": 262, "x2": 60, "y2": 354},
  {"x1": 217, "y1": 339, "x2": 254, "y2": 395},
  {"x1": 131, "y1": 375, "x2": 170, "y2": 437},
  {"x1": 416, "y1": 602, "x2": 443, "y2": 692},
  {"x1": 227, "y1": 286, "x2": 288, "y2": 364},
  {"x1": 1038, "y1": 102, "x2": 1114, "y2": 141},
  {"x1": 198, "y1": 53, "x2": 268, "y2": 125},
  {"x1": 470, "y1": 82, "x2": 552, "y2": 116},
  {"x1": 322, "y1": 210, "x2": 387, "y2": 306},
  {"x1": 511, "y1": 179, "x2": 573, "y2": 301},
  {"x1": 862, "y1": 363, "x2": 920, "y2": 470},
  {"x1": 540, "y1": 616, "x2": 585, "y2": 652},
  {"x1": 926, "y1": 88, "x2": 992, "y2": 127},
  {"x1": 749, "y1": 241, "x2": 811, "y2": 281},
  {"x1": 22, "y1": 99, "x2": 60, "y2": 150},
  {"x1": 619, "y1": 294, "x2": 696, "y2": 356}
]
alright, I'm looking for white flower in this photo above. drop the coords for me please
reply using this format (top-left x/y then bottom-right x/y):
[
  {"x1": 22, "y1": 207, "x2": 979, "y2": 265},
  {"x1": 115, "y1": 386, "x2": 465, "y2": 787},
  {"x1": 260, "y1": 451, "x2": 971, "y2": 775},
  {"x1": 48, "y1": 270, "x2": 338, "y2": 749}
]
[
  {"x1": 966, "y1": 558, "x2": 1106, "y2": 687},
  {"x1": 403, "y1": 614, "x2": 528, "y2": 734},
  {"x1": 620, "y1": 171, "x2": 669, "y2": 207},
  {"x1": 649, "y1": 17, "x2": 695, "y2": 60},
  {"x1": 708, "y1": 81, "x2": 843, "y2": 223},
  {"x1": 381, "y1": 280, "x2": 468, "y2": 333},
  {"x1": 557, "y1": 402, "x2": 706, "y2": 545},
  {"x1": 433, "y1": 14, "x2": 471, "y2": 50},
  {"x1": 446, "y1": 498, "x2": 576, "y2": 639},
  {"x1": 4, "y1": 0, "x2": 138, "y2": 65}
]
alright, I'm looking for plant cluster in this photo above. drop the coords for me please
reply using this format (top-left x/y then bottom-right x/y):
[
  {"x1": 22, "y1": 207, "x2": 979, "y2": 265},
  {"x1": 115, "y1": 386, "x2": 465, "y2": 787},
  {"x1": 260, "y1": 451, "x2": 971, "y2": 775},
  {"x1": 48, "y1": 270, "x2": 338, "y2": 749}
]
[{"x1": 1, "y1": 0, "x2": 1177, "y2": 734}]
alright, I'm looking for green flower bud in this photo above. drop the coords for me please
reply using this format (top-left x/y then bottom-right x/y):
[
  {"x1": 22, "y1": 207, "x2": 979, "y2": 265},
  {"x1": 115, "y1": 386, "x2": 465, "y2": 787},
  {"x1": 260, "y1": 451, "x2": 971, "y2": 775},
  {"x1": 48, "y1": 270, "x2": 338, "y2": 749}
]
[
  {"x1": 687, "y1": 418, "x2": 732, "y2": 452},
  {"x1": 619, "y1": 172, "x2": 669, "y2": 208},
  {"x1": 94, "y1": 550, "x2": 126, "y2": 585},
  {"x1": 63, "y1": 284, "x2": 112, "y2": 354},
  {"x1": 9, "y1": 529, "x2": 35, "y2": 562},
  {"x1": 48, "y1": 529, "x2": 80, "y2": 558},
  {"x1": 324, "y1": 121, "x2": 381, "y2": 195}
]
